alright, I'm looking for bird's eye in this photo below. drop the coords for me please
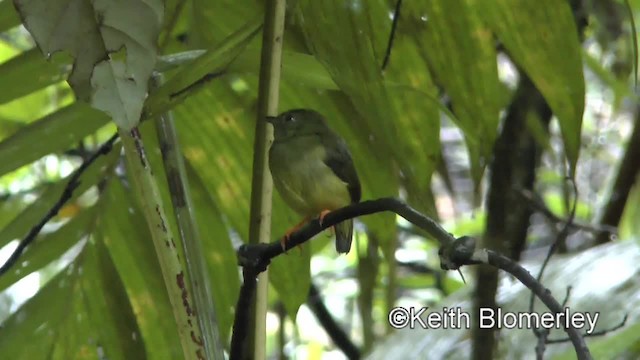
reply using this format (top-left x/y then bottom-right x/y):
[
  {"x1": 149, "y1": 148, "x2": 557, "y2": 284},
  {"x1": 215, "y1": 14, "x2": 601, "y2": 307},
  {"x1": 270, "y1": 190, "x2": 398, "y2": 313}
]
[{"x1": 284, "y1": 114, "x2": 295, "y2": 122}]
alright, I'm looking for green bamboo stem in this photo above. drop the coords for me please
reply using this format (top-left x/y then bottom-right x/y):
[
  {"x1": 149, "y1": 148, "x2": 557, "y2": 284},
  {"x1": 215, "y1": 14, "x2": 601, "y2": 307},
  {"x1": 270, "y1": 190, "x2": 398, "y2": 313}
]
[
  {"x1": 119, "y1": 127, "x2": 204, "y2": 360},
  {"x1": 151, "y1": 74, "x2": 225, "y2": 359},
  {"x1": 247, "y1": 0, "x2": 286, "y2": 359}
]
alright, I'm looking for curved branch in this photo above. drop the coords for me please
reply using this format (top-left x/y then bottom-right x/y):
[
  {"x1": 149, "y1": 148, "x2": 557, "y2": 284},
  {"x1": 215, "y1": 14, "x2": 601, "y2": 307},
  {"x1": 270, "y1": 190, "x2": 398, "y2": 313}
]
[{"x1": 231, "y1": 197, "x2": 592, "y2": 359}]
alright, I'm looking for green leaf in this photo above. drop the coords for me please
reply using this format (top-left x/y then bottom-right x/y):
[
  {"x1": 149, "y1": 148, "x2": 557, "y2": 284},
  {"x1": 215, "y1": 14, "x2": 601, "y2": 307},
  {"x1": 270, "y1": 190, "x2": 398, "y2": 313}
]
[
  {"x1": 0, "y1": 49, "x2": 66, "y2": 105},
  {"x1": 228, "y1": 47, "x2": 339, "y2": 90},
  {"x1": 410, "y1": 0, "x2": 501, "y2": 183},
  {"x1": 620, "y1": 182, "x2": 640, "y2": 241},
  {"x1": 480, "y1": 0, "x2": 585, "y2": 174},
  {"x1": 144, "y1": 17, "x2": 262, "y2": 120},
  {"x1": 185, "y1": 161, "x2": 240, "y2": 341},
  {"x1": 14, "y1": 0, "x2": 164, "y2": 130},
  {"x1": 0, "y1": 103, "x2": 110, "y2": 177},
  {"x1": 98, "y1": 177, "x2": 182, "y2": 359},
  {"x1": 0, "y1": 0, "x2": 20, "y2": 33},
  {"x1": 81, "y1": 237, "x2": 147, "y2": 360}
]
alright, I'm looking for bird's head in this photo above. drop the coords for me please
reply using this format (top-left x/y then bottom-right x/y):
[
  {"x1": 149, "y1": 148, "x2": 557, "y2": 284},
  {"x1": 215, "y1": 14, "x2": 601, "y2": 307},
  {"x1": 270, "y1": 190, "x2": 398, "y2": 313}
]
[{"x1": 266, "y1": 109, "x2": 329, "y2": 140}]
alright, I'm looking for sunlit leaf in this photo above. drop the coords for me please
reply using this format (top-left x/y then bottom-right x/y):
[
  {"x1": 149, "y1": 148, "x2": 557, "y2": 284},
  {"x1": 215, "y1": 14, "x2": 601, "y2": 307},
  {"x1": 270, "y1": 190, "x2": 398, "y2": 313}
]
[
  {"x1": 0, "y1": 205, "x2": 97, "y2": 292},
  {"x1": 0, "y1": 143, "x2": 120, "y2": 248},
  {"x1": 0, "y1": 235, "x2": 145, "y2": 359}
]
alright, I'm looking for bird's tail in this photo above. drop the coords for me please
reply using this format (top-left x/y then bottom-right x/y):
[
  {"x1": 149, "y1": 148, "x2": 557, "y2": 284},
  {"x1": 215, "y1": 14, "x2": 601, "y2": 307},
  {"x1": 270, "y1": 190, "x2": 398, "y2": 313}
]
[{"x1": 335, "y1": 219, "x2": 354, "y2": 254}]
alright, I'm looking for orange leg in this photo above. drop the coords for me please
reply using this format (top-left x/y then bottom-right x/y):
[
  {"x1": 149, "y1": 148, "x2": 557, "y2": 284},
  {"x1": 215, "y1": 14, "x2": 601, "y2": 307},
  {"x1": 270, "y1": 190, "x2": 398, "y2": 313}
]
[
  {"x1": 318, "y1": 209, "x2": 332, "y2": 227},
  {"x1": 281, "y1": 216, "x2": 310, "y2": 252},
  {"x1": 317, "y1": 209, "x2": 335, "y2": 236}
]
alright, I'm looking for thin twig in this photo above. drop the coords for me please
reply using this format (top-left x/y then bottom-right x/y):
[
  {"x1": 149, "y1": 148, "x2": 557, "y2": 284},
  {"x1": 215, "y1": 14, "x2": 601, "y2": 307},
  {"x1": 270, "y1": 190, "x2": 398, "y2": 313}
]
[
  {"x1": 529, "y1": 178, "x2": 578, "y2": 358},
  {"x1": 0, "y1": 133, "x2": 119, "y2": 277},
  {"x1": 546, "y1": 315, "x2": 628, "y2": 344},
  {"x1": 382, "y1": 0, "x2": 403, "y2": 71}
]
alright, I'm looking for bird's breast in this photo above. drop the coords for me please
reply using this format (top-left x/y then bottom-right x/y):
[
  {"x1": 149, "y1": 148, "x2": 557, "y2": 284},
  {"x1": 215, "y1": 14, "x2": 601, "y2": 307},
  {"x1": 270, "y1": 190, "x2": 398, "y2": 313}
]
[{"x1": 269, "y1": 139, "x2": 351, "y2": 215}]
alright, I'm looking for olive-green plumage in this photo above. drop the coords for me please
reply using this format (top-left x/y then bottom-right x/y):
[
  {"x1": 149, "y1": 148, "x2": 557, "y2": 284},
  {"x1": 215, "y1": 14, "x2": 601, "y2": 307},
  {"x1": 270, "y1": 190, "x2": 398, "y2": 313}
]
[{"x1": 267, "y1": 109, "x2": 361, "y2": 253}]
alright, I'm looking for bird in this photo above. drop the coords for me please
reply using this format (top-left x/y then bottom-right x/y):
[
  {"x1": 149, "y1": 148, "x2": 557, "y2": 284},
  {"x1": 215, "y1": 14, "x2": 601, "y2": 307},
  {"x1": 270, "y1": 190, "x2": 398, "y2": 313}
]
[{"x1": 267, "y1": 109, "x2": 361, "y2": 254}]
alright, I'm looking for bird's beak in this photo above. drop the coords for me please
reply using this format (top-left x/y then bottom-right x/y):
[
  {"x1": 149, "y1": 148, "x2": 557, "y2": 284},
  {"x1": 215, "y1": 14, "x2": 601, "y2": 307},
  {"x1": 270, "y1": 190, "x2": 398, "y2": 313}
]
[{"x1": 265, "y1": 116, "x2": 277, "y2": 124}]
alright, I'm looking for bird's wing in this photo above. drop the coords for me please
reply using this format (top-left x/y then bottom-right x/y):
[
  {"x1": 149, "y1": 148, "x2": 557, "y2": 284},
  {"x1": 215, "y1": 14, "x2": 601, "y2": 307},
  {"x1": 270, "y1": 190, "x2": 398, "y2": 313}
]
[{"x1": 320, "y1": 132, "x2": 361, "y2": 203}]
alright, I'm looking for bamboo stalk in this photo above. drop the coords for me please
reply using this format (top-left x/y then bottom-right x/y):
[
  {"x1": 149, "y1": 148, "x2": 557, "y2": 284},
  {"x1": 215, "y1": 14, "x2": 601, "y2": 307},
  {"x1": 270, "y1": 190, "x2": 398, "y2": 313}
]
[
  {"x1": 246, "y1": 0, "x2": 287, "y2": 359},
  {"x1": 152, "y1": 73, "x2": 225, "y2": 359},
  {"x1": 120, "y1": 127, "x2": 204, "y2": 360}
]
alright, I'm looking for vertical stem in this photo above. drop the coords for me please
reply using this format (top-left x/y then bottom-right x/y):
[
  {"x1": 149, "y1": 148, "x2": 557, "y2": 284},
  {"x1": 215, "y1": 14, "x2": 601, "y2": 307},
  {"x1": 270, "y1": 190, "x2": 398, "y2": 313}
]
[
  {"x1": 247, "y1": 0, "x2": 286, "y2": 359},
  {"x1": 152, "y1": 74, "x2": 225, "y2": 359},
  {"x1": 119, "y1": 128, "x2": 204, "y2": 360}
]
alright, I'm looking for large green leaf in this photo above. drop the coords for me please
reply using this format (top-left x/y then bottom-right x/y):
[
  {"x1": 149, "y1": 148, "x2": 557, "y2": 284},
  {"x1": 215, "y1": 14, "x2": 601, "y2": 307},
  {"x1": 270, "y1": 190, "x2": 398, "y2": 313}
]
[
  {"x1": 185, "y1": 161, "x2": 240, "y2": 342},
  {"x1": 0, "y1": 49, "x2": 66, "y2": 105},
  {"x1": 0, "y1": 0, "x2": 20, "y2": 33},
  {"x1": 409, "y1": 0, "x2": 501, "y2": 183},
  {"x1": 0, "y1": 103, "x2": 110, "y2": 177},
  {"x1": 480, "y1": 0, "x2": 585, "y2": 173},
  {"x1": 228, "y1": 47, "x2": 339, "y2": 90},
  {"x1": 14, "y1": 0, "x2": 164, "y2": 130},
  {"x1": 98, "y1": 177, "x2": 182, "y2": 359},
  {"x1": 144, "y1": 17, "x2": 262, "y2": 120},
  {"x1": 82, "y1": 236, "x2": 147, "y2": 360},
  {"x1": 190, "y1": 0, "x2": 261, "y2": 46}
]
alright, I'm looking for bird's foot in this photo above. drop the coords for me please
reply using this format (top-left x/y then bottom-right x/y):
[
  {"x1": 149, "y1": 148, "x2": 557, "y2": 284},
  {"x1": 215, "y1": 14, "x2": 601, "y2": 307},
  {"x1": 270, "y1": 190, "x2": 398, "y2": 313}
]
[
  {"x1": 317, "y1": 209, "x2": 335, "y2": 236},
  {"x1": 317, "y1": 209, "x2": 332, "y2": 228},
  {"x1": 281, "y1": 217, "x2": 310, "y2": 253}
]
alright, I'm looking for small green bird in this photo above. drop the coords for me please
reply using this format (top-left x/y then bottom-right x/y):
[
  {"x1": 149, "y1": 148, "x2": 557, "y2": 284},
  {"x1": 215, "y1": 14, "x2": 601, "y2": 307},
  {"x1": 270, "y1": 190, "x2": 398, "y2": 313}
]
[{"x1": 267, "y1": 109, "x2": 361, "y2": 254}]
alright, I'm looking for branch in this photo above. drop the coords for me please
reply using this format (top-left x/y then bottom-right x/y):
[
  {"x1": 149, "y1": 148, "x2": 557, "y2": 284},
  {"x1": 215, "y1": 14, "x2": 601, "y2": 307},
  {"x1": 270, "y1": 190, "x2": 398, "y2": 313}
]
[
  {"x1": 0, "y1": 133, "x2": 118, "y2": 277},
  {"x1": 529, "y1": 178, "x2": 578, "y2": 358},
  {"x1": 237, "y1": 198, "x2": 456, "y2": 270},
  {"x1": 231, "y1": 198, "x2": 592, "y2": 359},
  {"x1": 307, "y1": 284, "x2": 360, "y2": 360}
]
